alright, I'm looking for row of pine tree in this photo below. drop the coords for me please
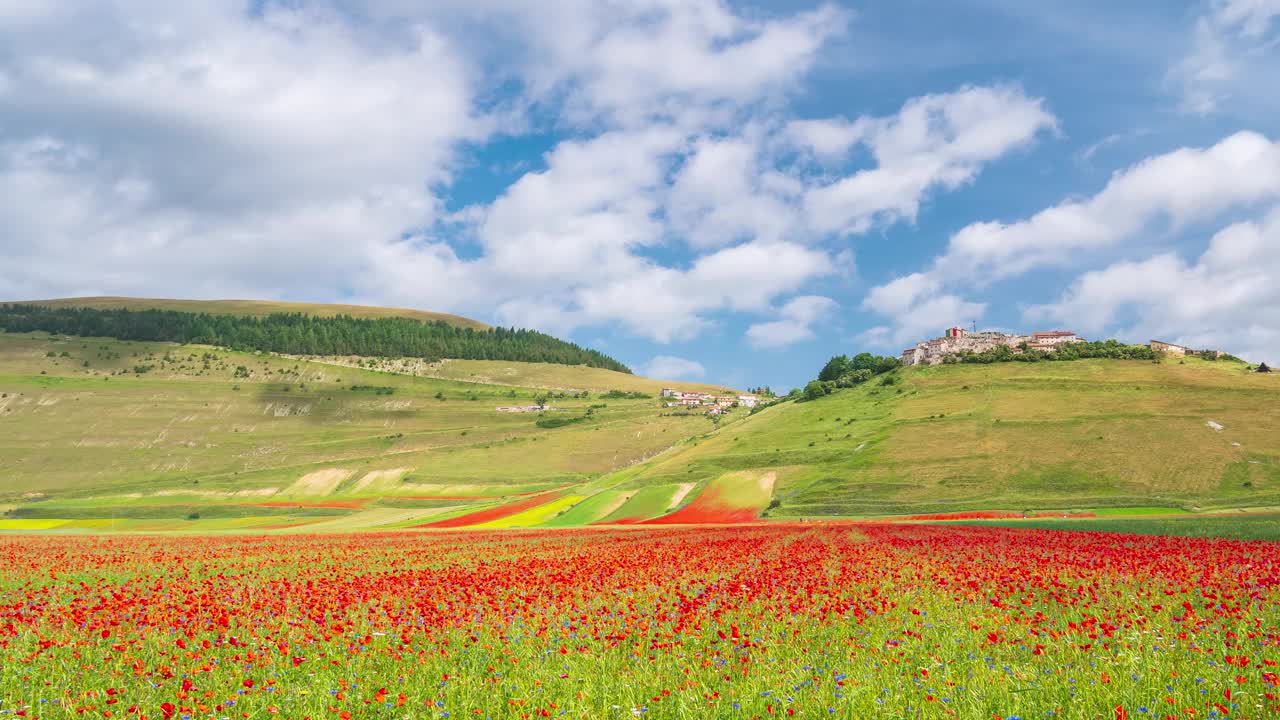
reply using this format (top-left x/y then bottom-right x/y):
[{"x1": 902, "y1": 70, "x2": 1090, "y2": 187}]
[{"x1": 0, "y1": 304, "x2": 631, "y2": 373}]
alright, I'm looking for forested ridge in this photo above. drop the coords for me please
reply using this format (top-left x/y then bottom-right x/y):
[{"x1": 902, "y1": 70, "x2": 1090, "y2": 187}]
[{"x1": 0, "y1": 304, "x2": 631, "y2": 372}]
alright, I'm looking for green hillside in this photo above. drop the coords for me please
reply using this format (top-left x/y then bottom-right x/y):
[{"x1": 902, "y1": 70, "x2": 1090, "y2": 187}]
[
  {"x1": 601, "y1": 357, "x2": 1280, "y2": 517},
  {"x1": 0, "y1": 330, "x2": 736, "y2": 531},
  {"x1": 6, "y1": 308, "x2": 1278, "y2": 534}
]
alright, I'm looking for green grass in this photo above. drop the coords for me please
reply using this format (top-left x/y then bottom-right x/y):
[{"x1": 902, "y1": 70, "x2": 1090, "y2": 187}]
[
  {"x1": 602, "y1": 358, "x2": 1280, "y2": 518},
  {"x1": 0, "y1": 331, "x2": 732, "y2": 529},
  {"x1": 942, "y1": 513, "x2": 1280, "y2": 541},
  {"x1": 539, "y1": 489, "x2": 634, "y2": 527},
  {"x1": 7, "y1": 320, "x2": 1280, "y2": 532},
  {"x1": 596, "y1": 484, "x2": 692, "y2": 523},
  {"x1": 373, "y1": 356, "x2": 738, "y2": 394}
]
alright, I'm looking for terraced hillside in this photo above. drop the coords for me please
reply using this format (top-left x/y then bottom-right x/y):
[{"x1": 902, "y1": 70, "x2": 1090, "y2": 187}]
[{"x1": 604, "y1": 357, "x2": 1280, "y2": 518}]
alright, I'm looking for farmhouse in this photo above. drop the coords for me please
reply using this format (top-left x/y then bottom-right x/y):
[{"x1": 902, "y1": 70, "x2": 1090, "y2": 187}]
[
  {"x1": 660, "y1": 388, "x2": 759, "y2": 411},
  {"x1": 1150, "y1": 340, "x2": 1188, "y2": 357},
  {"x1": 901, "y1": 327, "x2": 1082, "y2": 366},
  {"x1": 496, "y1": 404, "x2": 548, "y2": 413}
]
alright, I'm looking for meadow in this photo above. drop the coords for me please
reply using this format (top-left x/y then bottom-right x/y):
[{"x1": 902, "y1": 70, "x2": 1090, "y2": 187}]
[
  {"x1": 6, "y1": 327, "x2": 1280, "y2": 532},
  {"x1": 612, "y1": 357, "x2": 1280, "y2": 518},
  {"x1": 0, "y1": 523, "x2": 1277, "y2": 719}
]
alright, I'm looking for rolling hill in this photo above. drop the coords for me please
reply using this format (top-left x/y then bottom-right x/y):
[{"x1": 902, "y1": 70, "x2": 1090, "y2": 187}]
[
  {"x1": 605, "y1": 356, "x2": 1280, "y2": 518},
  {"x1": 3, "y1": 298, "x2": 1278, "y2": 534}
]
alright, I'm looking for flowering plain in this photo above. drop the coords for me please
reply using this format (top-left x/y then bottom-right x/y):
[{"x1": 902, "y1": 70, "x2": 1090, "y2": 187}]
[{"x1": 2, "y1": 523, "x2": 1278, "y2": 719}]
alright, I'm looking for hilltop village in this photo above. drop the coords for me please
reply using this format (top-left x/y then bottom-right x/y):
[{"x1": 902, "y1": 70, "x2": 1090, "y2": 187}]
[
  {"x1": 901, "y1": 326, "x2": 1231, "y2": 366},
  {"x1": 900, "y1": 327, "x2": 1081, "y2": 366}
]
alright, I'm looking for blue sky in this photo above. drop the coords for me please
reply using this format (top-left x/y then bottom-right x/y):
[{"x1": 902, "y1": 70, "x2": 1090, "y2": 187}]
[{"x1": 2, "y1": 1, "x2": 1279, "y2": 390}]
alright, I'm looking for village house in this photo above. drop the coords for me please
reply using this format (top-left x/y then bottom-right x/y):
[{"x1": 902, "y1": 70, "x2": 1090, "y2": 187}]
[
  {"x1": 663, "y1": 388, "x2": 759, "y2": 411},
  {"x1": 496, "y1": 404, "x2": 548, "y2": 413},
  {"x1": 901, "y1": 327, "x2": 1083, "y2": 366},
  {"x1": 1150, "y1": 340, "x2": 1188, "y2": 357},
  {"x1": 1031, "y1": 331, "x2": 1079, "y2": 347}
]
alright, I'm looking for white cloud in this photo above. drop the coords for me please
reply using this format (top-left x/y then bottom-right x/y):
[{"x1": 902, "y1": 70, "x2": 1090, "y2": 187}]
[
  {"x1": 801, "y1": 85, "x2": 1057, "y2": 235},
  {"x1": 505, "y1": 1, "x2": 849, "y2": 128},
  {"x1": 1027, "y1": 206, "x2": 1280, "y2": 361},
  {"x1": 784, "y1": 118, "x2": 869, "y2": 160},
  {"x1": 938, "y1": 131, "x2": 1280, "y2": 280},
  {"x1": 0, "y1": 2, "x2": 480, "y2": 301},
  {"x1": 573, "y1": 241, "x2": 837, "y2": 343},
  {"x1": 746, "y1": 295, "x2": 837, "y2": 348},
  {"x1": 0, "y1": 1, "x2": 1054, "y2": 359},
  {"x1": 667, "y1": 133, "x2": 800, "y2": 249},
  {"x1": 1174, "y1": 0, "x2": 1280, "y2": 114},
  {"x1": 860, "y1": 294, "x2": 987, "y2": 350},
  {"x1": 642, "y1": 355, "x2": 707, "y2": 381},
  {"x1": 860, "y1": 131, "x2": 1280, "y2": 349}
]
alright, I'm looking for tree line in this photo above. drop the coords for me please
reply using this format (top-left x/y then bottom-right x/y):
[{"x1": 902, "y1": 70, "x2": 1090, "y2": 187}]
[
  {"x1": 940, "y1": 339, "x2": 1158, "y2": 364},
  {"x1": 803, "y1": 352, "x2": 901, "y2": 400},
  {"x1": 0, "y1": 304, "x2": 632, "y2": 373}
]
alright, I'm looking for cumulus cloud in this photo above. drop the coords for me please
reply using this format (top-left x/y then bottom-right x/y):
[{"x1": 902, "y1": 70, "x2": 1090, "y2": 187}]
[
  {"x1": 861, "y1": 131, "x2": 1280, "y2": 350},
  {"x1": 1026, "y1": 206, "x2": 1280, "y2": 362},
  {"x1": 0, "y1": 1, "x2": 1059, "y2": 357},
  {"x1": 938, "y1": 131, "x2": 1280, "y2": 280},
  {"x1": 0, "y1": 2, "x2": 479, "y2": 301},
  {"x1": 800, "y1": 85, "x2": 1057, "y2": 235},
  {"x1": 642, "y1": 355, "x2": 707, "y2": 381},
  {"x1": 499, "y1": 1, "x2": 849, "y2": 128},
  {"x1": 860, "y1": 293, "x2": 987, "y2": 350},
  {"x1": 746, "y1": 295, "x2": 837, "y2": 348}
]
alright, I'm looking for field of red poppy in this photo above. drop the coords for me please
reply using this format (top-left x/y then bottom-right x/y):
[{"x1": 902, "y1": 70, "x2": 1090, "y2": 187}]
[{"x1": 2, "y1": 523, "x2": 1278, "y2": 719}]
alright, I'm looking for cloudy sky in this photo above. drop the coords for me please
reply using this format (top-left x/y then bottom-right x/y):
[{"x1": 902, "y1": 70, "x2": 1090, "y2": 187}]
[{"x1": 2, "y1": 1, "x2": 1279, "y2": 389}]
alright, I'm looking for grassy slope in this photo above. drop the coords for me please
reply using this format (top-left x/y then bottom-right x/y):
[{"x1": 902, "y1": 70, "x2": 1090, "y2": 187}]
[
  {"x1": 277, "y1": 355, "x2": 736, "y2": 395},
  {"x1": 0, "y1": 332, "x2": 728, "y2": 519},
  {"x1": 8, "y1": 326, "x2": 1278, "y2": 533},
  {"x1": 18, "y1": 296, "x2": 491, "y2": 330},
  {"x1": 603, "y1": 357, "x2": 1280, "y2": 517}
]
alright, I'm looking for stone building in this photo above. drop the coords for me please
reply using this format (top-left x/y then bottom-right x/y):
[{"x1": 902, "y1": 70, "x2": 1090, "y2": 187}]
[
  {"x1": 1150, "y1": 340, "x2": 1188, "y2": 357},
  {"x1": 900, "y1": 327, "x2": 1081, "y2": 366}
]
